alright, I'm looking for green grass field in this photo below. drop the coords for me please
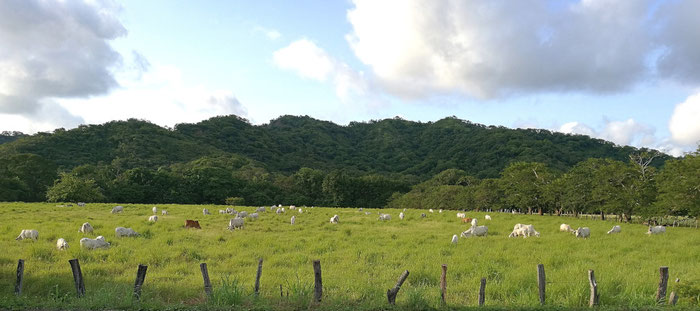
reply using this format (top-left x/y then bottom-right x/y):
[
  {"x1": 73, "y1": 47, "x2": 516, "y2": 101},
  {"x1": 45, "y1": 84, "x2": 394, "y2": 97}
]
[{"x1": 1, "y1": 202, "x2": 699, "y2": 310}]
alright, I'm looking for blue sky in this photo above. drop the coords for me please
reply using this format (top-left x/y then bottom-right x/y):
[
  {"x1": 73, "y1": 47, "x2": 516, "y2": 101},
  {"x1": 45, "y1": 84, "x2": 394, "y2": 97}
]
[{"x1": 1, "y1": 0, "x2": 699, "y2": 155}]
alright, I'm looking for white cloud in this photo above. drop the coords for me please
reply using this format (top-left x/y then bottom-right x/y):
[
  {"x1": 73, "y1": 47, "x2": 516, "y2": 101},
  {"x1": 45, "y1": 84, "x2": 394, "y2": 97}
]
[
  {"x1": 253, "y1": 26, "x2": 282, "y2": 40},
  {"x1": 559, "y1": 122, "x2": 596, "y2": 137},
  {"x1": 600, "y1": 119, "x2": 654, "y2": 146},
  {"x1": 669, "y1": 93, "x2": 700, "y2": 146},
  {"x1": 273, "y1": 39, "x2": 368, "y2": 101}
]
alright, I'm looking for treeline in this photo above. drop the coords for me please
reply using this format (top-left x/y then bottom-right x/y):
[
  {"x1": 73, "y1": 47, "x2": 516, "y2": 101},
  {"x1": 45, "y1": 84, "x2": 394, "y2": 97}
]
[{"x1": 389, "y1": 151, "x2": 700, "y2": 220}]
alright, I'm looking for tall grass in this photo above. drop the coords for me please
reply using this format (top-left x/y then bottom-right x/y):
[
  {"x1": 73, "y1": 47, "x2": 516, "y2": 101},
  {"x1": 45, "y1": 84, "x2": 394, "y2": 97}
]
[{"x1": 0, "y1": 202, "x2": 698, "y2": 310}]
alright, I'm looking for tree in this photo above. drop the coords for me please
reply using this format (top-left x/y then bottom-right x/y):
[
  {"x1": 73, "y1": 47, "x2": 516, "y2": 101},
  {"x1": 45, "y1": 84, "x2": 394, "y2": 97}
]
[
  {"x1": 46, "y1": 173, "x2": 105, "y2": 202},
  {"x1": 499, "y1": 162, "x2": 553, "y2": 214},
  {"x1": 656, "y1": 149, "x2": 700, "y2": 217},
  {"x1": 225, "y1": 197, "x2": 245, "y2": 206}
]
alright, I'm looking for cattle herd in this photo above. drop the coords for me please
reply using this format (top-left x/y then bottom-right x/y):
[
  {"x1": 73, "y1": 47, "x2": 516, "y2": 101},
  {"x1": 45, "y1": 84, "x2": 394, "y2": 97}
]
[{"x1": 13, "y1": 205, "x2": 670, "y2": 251}]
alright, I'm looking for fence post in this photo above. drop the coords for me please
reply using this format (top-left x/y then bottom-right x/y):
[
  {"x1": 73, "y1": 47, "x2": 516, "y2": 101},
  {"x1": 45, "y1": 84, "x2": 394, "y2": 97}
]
[
  {"x1": 15, "y1": 259, "x2": 24, "y2": 296},
  {"x1": 588, "y1": 270, "x2": 598, "y2": 307},
  {"x1": 254, "y1": 258, "x2": 263, "y2": 297},
  {"x1": 656, "y1": 266, "x2": 669, "y2": 303},
  {"x1": 478, "y1": 277, "x2": 486, "y2": 306},
  {"x1": 68, "y1": 259, "x2": 85, "y2": 297},
  {"x1": 387, "y1": 270, "x2": 410, "y2": 304},
  {"x1": 537, "y1": 264, "x2": 546, "y2": 305},
  {"x1": 133, "y1": 264, "x2": 148, "y2": 300},
  {"x1": 200, "y1": 263, "x2": 212, "y2": 297},
  {"x1": 440, "y1": 264, "x2": 447, "y2": 304},
  {"x1": 313, "y1": 260, "x2": 322, "y2": 302},
  {"x1": 668, "y1": 278, "x2": 680, "y2": 305}
]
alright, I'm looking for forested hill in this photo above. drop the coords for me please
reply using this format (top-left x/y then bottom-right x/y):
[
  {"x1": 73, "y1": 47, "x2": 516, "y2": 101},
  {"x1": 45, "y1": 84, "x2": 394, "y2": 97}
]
[
  {"x1": 0, "y1": 131, "x2": 26, "y2": 145},
  {"x1": 0, "y1": 115, "x2": 666, "y2": 178}
]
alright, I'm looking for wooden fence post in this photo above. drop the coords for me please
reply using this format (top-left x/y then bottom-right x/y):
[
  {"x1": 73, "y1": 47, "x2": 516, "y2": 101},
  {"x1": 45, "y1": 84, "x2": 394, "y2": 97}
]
[
  {"x1": 200, "y1": 263, "x2": 212, "y2": 297},
  {"x1": 133, "y1": 264, "x2": 148, "y2": 300},
  {"x1": 68, "y1": 259, "x2": 85, "y2": 297},
  {"x1": 588, "y1": 270, "x2": 598, "y2": 307},
  {"x1": 387, "y1": 270, "x2": 409, "y2": 305},
  {"x1": 254, "y1": 258, "x2": 263, "y2": 297},
  {"x1": 280, "y1": 284, "x2": 283, "y2": 298},
  {"x1": 478, "y1": 277, "x2": 486, "y2": 306},
  {"x1": 656, "y1": 266, "x2": 669, "y2": 303},
  {"x1": 15, "y1": 259, "x2": 24, "y2": 296},
  {"x1": 313, "y1": 260, "x2": 322, "y2": 302},
  {"x1": 668, "y1": 278, "x2": 680, "y2": 305},
  {"x1": 537, "y1": 264, "x2": 546, "y2": 305},
  {"x1": 440, "y1": 264, "x2": 447, "y2": 304}
]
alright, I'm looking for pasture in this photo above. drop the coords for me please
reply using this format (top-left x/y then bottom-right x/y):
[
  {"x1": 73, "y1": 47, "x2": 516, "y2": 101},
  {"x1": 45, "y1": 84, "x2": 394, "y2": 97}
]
[{"x1": 1, "y1": 202, "x2": 699, "y2": 310}]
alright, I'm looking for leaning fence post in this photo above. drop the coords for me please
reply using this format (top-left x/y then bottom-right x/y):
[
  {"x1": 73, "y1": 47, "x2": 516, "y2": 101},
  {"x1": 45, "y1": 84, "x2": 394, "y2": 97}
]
[
  {"x1": 537, "y1": 264, "x2": 546, "y2": 305},
  {"x1": 478, "y1": 277, "x2": 486, "y2": 306},
  {"x1": 15, "y1": 259, "x2": 24, "y2": 296},
  {"x1": 133, "y1": 264, "x2": 148, "y2": 300},
  {"x1": 200, "y1": 263, "x2": 212, "y2": 297},
  {"x1": 387, "y1": 270, "x2": 409, "y2": 304},
  {"x1": 656, "y1": 266, "x2": 669, "y2": 303},
  {"x1": 588, "y1": 270, "x2": 598, "y2": 307},
  {"x1": 668, "y1": 278, "x2": 680, "y2": 305},
  {"x1": 313, "y1": 260, "x2": 322, "y2": 302},
  {"x1": 440, "y1": 264, "x2": 447, "y2": 304},
  {"x1": 68, "y1": 259, "x2": 85, "y2": 297},
  {"x1": 254, "y1": 258, "x2": 263, "y2": 297}
]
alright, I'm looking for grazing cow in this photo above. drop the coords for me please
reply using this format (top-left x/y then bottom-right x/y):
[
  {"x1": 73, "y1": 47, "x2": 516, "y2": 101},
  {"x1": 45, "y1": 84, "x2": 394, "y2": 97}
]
[
  {"x1": 461, "y1": 226, "x2": 488, "y2": 237},
  {"x1": 291, "y1": 216, "x2": 296, "y2": 225},
  {"x1": 461, "y1": 217, "x2": 473, "y2": 224},
  {"x1": 148, "y1": 215, "x2": 158, "y2": 222},
  {"x1": 219, "y1": 210, "x2": 226, "y2": 214},
  {"x1": 79, "y1": 222, "x2": 94, "y2": 234},
  {"x1": 57, "y1": 238, "x2": 69, "y2": 250},
  {"x1": 573, "y1": 227, "x2": 590, "y2": 238},
  {"x1": 485, "y1": 215, "x2": 491, "y2": 220},
  {"x1": 403, "y1": 208, "x2": 407, "y2": 212},
  {"x1": 80, "y1": 236, "x2": 110, "y2": 250},
  {"x1": 647, "y1": 226, "x2": 666, "y2": 235},
  {"x1": 378, "y1": 214, "x2": 391, "y2": 221},
  {"x1": 560, "y1": 224, "x2": 573, "y2": 232},
  {"x1": 429, "y1": 209, "x2": 434, "y2": 213},
  {"x1": 399, "y1": 212, "x2": 405, "y2": 220},
  {"x1": 238, "y1": 211, "x2": 248, "y2": 218},
  {"x1": 203, "y1": 208, "x2": 211, "y2": 215},
  {"x1": 276, "y1": 208, "x2": 284, "y2": 214},
  {"x1": 365, "y1": 212, "x2": 372, "y2": 215},
  {"x1": 226, "y1": 207, "x2": 237, "y2": 214},
  {"x1": 607, "y1": 225, "x2": 621, "y2": 234},
  {"x1": 249, "y1": 213, "x2": 259, "y2": 220},
  {"x1": 330, "y1": 215, "x2": 339, "y2": 224},
  {"x1": 162, "y1": 210, "x2": 168, "y2": 216},
  {"x1": 471, "y1": 218, "x2": 478, "y2": 227},
  {"x1": 256, "y1": 207, "x2": 266, "y2": 213},
  {"x1": 228, "y1": 218, "x2": 245, "y2": 230},
  {"x1": 152, "y1": 206, "x2": 157, "y2": 214},
  {"x1": 439, "y1": 209, "x2": 443, "y2": 213},
  {"x1": 298, "y1": 208, "x2": 303, "y2": 214},
  {"x1": 290, "y1": 205, "x2": 296, "y2": 209},
  {"x1": 111, "y1": 206, "x2": 123, "y2": 214},
  {"x1": 451, "y1": 234, "x2": 459, "y2": 244},
  {"x1": 456, "y1": 212, "x2": 466, "y2": 218},
  {"x1": 15, "y1": 229, "x2": 38, "y2": 241},
  {"x1": 185, "y1": 220, "x2": 201, "y2": 229},
  {"x1": 77, "y1": 202, "x2": 86, "y2": 207},
  {"x1": 359, "y1": 208, "x2": 363, "y2": 211},
  {"x1": 509, "y1": 224, "x2": 540, "y2": 238},
  {"x1": 421, "y1": 213, "x2": 427, "y2": 218},
  {"x1": 115, "y1": 227, "x2": 139, "y2": 237}
]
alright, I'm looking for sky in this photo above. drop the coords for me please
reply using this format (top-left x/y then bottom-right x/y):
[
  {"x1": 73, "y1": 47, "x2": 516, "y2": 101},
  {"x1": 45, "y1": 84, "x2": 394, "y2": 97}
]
[{"x1": 1, "y1": 0, "x2": 699, "y2": 156}]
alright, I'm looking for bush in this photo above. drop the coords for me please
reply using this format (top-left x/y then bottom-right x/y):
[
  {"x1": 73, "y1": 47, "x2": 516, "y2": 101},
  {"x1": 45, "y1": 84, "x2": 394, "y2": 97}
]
[{"x1": 225, "y1": 197, "x2": 245, "y2": 206}]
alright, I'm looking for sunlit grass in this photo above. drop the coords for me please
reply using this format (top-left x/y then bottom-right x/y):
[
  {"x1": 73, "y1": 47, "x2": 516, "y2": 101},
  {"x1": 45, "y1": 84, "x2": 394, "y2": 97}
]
[{"x1": 0, "y1": 202, "x2": 698, "y2": 310}]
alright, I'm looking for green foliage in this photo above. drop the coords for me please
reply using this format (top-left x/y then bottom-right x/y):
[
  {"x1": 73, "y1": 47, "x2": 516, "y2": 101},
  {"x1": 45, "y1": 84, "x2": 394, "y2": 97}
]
[
  {"x1": 499, "y1": 162, "x2": 554, "y2": 214},
  {"x1": 657, "y1": 149, "x2": 700, "y2": 217},
  {"x1": 225, "y1": 197, "x2": 245, "y2": 206},
  {"x1": 46, "y1": 173, "x2": 105, "y2": 203}
]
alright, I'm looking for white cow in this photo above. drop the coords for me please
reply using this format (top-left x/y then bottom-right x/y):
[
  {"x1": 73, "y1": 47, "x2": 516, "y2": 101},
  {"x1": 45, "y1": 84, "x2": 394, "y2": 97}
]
[
  {"x1": 57, "y1": 238, "x2": 69, "y2": 250},
  {"x1": 80, "y1": 236, "x2": 110, "y2": 250},
  {"x1": 461, "y1": 226, "x2": 488, "y2": 237},
  {"x1": 148, "y1": 215, "x2": 158, "y2": 222},
  {"x1": 161, "y1": 210, "x2": 168, "y2": 215},
  {"x1": 238, "y1": 211, "x2": 248, "y2": 218},
  {"x1": 485, "y1": 215, "x2": 491, "y2": 220},
  {"x1": 607, "y1": 225, "x2": 621, "y2": 234},
  {"x1": 451, "y1": 234, "x2": 459, "y2": 244},
  {"x1": 509, "y1": 224, "x2": 540, "y2": 238},
  {"x1": 365, "y1": 212, "x2": 372, "y2": 215},
  {"x1": 256, "y1": 207, "x2": 266, "y2": 213},
  {"x1": 573, "y1": 227, "x2": 590, "y2": 238},
  {"x1": 228, "y1": 218, "x2": 245, "y2": 230},
  {"x1": 226, "y1": 207, "x2": 237, "y2": 215},
  {"x1": 429, "y1": 209, "x2": 434, "y2": 213},
  {"x1": 219, "y1": 209, "x2": 226, "y2": 214},
  {"x1": 77, "y1": 202, "x2": 86, "y2": 207},
  {"x1": 203, "y1": 208, "x2": 211, "y2": 215},
  {"x1": 152, "y1": 206, "x2": 157, "y2": 214},
  {"x1": 16, "y1": 229, "x2": 38, "y2": 241},
  {"x1": 439, "y1": 209, "x2": 443, "y2": 213},
  {"x1": 399, "y1": 212, "x2": 405, "y2": 220},
  {"x1": 378, "y1": 214, "x2": 391, "y2": 221},
  {"x1": 330, "y1": 215, "x2": 339, "y2": 224},
  {"x1": 560, "y1": 224, "x2": 573, "y2": 232},
  {"x1": 471, "y1": 218, "x2": 478, "y2": 227},
  {"x1": 249, "y1": 213, "x2": 259, "y2": 220},
  {"x1": 298, "y1": 208, "x2": 303, "y2": 214},
  {"x1": 291, "y1": 216, "x2": 296, "y2": 225},
  {"x1": 276, "y1": 208, "x2": 284, "y2": 214},
  {"x1": 115, "y1": 227, "x2": 139, "y2": 237},
  {"x1": 79, "y1": 222, "x2": 94, "y2": 234},
  {"x1": 647, "y1": 226, "x2": 666, "y2": 235},
  {"x1": 359, "y1": 208, "x2": 363, "y2": 211},
  {"x1": 111, "y1": 205, "x2": 123, "y2": 214},
  {"x1": 456, "y1": 212, "x2": 466, "y2": 218}
]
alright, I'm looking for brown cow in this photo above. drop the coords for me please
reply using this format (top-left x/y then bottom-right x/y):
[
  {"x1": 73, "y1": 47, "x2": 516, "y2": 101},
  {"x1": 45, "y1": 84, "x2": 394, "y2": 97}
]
[
  {"x1": 185, "y1": 220, "x2": 201, "y2": 229},
  {"x1": 461, "y1": 217, "x2": 473, "y2": 224}
]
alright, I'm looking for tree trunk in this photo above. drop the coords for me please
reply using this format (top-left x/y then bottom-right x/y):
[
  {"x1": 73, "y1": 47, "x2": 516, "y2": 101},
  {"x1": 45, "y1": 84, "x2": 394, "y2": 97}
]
[
  {"x1": 574, "y1": 210, "x2": 579, "y2": 218},
  {"x1": 600, "y1": 211, "x2": 605, "y2": 221},
  {"x1": 538, "y1": 208, "x2": 543, "y2": 215},
  {"x1": 555, "y1": 209, "x2": 561, "y2": 216},
  {"x1": 528, "y1": 207, "x2": 532, "y2": 215}
]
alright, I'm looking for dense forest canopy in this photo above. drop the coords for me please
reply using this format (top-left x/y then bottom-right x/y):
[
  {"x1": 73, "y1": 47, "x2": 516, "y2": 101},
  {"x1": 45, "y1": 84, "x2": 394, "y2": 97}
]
[{"x1": 0, "y1": 115, "x2": 696, "y2": 221}]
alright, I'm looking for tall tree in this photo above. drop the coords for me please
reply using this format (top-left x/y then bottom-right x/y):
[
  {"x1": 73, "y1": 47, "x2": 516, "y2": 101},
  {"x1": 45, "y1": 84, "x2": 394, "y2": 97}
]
[{"x1": 499, "y1": 162, "x2": 553, "y2": 214}]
